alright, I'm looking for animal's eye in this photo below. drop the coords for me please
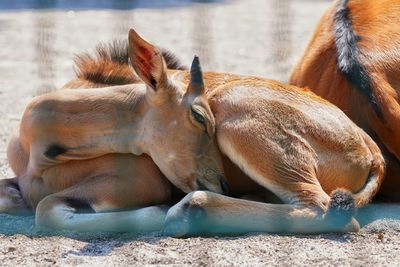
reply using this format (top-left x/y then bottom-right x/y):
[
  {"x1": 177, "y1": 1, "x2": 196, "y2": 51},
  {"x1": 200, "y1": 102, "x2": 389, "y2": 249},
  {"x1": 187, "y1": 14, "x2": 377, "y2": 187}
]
[{"x1": 191, "y1": 108, "x2": 205, "y2": 125}]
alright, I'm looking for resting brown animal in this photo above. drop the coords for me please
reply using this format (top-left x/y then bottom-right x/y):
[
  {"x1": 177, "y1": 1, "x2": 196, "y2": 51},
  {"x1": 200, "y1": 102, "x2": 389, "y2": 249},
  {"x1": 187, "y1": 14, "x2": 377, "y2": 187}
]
[
  {"x1": 290, "y1": 0, "x2": 400, "y2": 200},
  {"x1": 0, "y1": 29, "x2": 385, "y2": 235}
]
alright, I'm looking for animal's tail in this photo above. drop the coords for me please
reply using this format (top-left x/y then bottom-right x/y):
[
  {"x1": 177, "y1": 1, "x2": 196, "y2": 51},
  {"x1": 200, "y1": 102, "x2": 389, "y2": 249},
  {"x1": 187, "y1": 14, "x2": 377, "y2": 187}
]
[
  {"x1": 353, "y1": 130, "x2": 385, "y2": 207},
  {"x1": 334, "y1": 0, "x2": 382, "y2": 119}
]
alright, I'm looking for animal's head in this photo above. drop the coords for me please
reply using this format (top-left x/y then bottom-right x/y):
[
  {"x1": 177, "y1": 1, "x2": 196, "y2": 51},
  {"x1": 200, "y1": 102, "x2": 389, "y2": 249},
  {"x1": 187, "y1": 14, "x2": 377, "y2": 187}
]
[{"x1": 128, "y1": 29, "x2": 227, "y2": 194}]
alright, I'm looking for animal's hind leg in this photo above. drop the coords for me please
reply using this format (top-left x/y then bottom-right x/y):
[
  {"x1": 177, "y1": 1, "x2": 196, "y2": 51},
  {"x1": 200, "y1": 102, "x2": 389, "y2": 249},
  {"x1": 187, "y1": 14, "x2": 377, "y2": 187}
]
[
  {"x1": 0, "y1": 178, "x2": 31, "y2": 215},
  {"x1": 164, "y1": 190, "x2": 359, "y2": 237}
]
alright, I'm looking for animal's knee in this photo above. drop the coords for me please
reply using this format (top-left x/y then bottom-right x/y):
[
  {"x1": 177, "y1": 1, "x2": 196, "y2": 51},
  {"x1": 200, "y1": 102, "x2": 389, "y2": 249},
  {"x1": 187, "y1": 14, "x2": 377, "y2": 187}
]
[
  {"x1": 35, "y1": 196, "x2": 74, "y2": 229},
  {"x1": 36, "y1": 194, "x2": 95, "y2": 230},
  {"x1": 183, "y1": 191, "x2": 210, "y2": 206},
  {"x1": 171, "y1": 191, "x2": 209, "y2": 222},
  {"x1": 35, "y1": 196, "x2": 57, "y2": 227},
  {"x1": 163, "y1": 191, "x2": 211, "y2": 237}
]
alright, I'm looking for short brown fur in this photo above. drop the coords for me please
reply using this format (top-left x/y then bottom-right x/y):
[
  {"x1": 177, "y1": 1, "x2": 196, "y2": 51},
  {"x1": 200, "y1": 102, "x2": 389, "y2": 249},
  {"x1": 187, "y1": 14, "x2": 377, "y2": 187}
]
[
  {"x1": 290, "y1": 0, "x2": 400, "y2": 200},
  {"x1": 1, "y1": 29, "x2": 385, "y2": 235}
]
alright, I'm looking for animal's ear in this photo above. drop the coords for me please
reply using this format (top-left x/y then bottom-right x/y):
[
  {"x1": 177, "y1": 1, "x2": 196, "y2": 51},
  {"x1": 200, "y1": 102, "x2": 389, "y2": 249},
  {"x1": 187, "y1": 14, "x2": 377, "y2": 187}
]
[
  {"x1": 187, "y1": 55, "x2": 205, "y2": 96},
  {"x1": 128, "y1": 28, "x2": 167, "y2": 91}
]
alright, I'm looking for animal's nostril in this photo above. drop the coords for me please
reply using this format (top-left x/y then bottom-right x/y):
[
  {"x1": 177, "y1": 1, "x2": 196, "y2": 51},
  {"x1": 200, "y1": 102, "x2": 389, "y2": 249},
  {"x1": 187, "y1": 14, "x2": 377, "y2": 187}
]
[{"x1": 220, "y1": 179, "x2": 229, "y2": 195}]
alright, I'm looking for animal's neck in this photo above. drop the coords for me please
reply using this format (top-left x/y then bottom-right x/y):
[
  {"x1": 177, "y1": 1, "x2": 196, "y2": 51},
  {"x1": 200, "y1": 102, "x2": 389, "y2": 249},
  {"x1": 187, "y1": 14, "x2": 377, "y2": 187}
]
[{"x1": 44, "y1": 84, "x2": 149, "y2": 158}]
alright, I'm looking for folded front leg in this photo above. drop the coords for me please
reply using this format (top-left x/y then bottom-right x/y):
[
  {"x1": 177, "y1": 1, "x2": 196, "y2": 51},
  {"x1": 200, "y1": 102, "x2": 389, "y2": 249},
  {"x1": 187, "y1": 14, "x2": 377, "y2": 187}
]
[
  {"x1": 35, "y1": 155, "x2": 173, "y2": 233},
  {"x1": 36, "y1": 194, "x2": 169, "y2": 233},
  {"x1": 0, "y1": 178, "x2": 31, "y2": 215},
  {"x1": 163, "y1": 190, "x2": 359, "y2": 237}
]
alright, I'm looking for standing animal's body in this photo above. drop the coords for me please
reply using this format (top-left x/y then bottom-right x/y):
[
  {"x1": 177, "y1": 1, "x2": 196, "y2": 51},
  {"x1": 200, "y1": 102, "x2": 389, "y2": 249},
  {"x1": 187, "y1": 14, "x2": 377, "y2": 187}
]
[
  {"x1": 1, "y1": 29, "x2": 385, "y2": 235},
  {"x1": 290, "y1": 0, "x2": 400, "y2": 200}
]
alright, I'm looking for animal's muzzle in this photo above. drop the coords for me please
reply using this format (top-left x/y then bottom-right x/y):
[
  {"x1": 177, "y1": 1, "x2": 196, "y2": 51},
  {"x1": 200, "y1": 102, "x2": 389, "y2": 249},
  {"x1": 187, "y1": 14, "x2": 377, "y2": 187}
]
[{"x1": 196, "y1": 173, "x2": 228, "y2": 195}]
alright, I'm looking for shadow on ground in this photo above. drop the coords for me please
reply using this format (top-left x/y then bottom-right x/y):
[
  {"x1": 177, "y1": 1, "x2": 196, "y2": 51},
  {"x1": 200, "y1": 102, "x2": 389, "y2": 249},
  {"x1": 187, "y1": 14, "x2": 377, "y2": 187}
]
[
  {"x1": 0, "y1": 213, "x2": 165, "y2": 257},
  {"x1": 1, "y1": 210, "x2": 400, "y2": 261},
  {"x1": 0, "y1": 213, "x2": 157, "y2": 239}
]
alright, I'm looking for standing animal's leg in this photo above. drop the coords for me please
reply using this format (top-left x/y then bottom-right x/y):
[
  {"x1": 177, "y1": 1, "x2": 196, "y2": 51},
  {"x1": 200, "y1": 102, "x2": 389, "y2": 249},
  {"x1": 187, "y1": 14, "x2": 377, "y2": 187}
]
[
  {"x1": 0, "y1": 178, "x2": 31, "y2": 215},
  {"x1": 36, "y1": 155, "x2": 173, "y2": 233},
  {"x1": 164, "y1": 190, "x2": 358, "y2": 237}
]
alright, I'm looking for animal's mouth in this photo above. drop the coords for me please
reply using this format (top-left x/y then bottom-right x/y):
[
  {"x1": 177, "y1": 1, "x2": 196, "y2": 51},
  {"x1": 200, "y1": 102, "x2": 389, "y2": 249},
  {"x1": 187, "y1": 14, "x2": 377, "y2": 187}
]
[
  {"x1": 196, "y1": 175, "x2": 228, "y2": 195},
  {"x1": 196, "y1": 180, "x2": 208, "y2": 191},
  {"x1": 220, "y1": 179, "x2": 229, "y2": 195}
]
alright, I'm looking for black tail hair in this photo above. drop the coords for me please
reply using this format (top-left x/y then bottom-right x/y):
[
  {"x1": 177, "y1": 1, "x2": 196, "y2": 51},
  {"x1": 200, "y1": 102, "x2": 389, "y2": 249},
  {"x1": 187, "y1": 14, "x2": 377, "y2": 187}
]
[{"x1": 333, "y1": 0, "x2": 383, "y2": 119}]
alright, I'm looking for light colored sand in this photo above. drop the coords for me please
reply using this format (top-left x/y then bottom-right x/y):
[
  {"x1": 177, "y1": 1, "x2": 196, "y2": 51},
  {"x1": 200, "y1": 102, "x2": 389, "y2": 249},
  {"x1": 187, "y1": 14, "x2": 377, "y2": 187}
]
[{"x1": 1, "y1": 0, "x2": 400, "y2": 266}]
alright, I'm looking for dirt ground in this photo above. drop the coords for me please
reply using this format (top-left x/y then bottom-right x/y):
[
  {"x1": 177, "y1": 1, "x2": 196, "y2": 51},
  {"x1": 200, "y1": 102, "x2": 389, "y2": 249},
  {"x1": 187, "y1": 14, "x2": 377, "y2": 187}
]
[{"x1": 1, "y1": 0, "x2": 400, "y2": 266}]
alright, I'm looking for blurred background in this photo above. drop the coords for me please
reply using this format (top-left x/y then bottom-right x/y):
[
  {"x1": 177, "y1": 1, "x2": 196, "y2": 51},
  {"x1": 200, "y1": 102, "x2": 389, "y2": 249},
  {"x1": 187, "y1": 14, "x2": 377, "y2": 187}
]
[
  {"x1": 0, "y1": 0, "x2": 331, "y2": 175},
  {"x1": 0, "y1": 0, "x2": 331, "y2": 95}
]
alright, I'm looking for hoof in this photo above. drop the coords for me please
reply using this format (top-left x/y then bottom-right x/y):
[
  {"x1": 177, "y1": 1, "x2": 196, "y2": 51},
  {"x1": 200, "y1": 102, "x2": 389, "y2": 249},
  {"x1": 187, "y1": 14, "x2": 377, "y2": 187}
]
[
  {"x1": 163, "y1": 193, "x2": 208, "y2": 237},
  {"x1": 0, "y1": 183, "x2": 30, "y2": 215}
]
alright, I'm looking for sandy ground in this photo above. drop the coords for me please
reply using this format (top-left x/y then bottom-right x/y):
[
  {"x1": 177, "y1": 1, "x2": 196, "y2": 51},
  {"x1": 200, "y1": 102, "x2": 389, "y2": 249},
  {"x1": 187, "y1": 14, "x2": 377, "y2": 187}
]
[{"x1": 1, "y1": 0, "x2": 400, "y2": 266}]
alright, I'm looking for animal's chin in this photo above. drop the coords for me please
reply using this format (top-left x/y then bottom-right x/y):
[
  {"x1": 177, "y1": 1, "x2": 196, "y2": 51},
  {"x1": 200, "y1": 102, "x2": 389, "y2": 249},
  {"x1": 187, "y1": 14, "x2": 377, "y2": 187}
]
[
  {"x1": 172, "y1": 178, "x2": 198, "y2": 194},
  {"x1": 175, "y1": 178, "x2": 210, "y2": 193},
  {"x1": 169, "y1": 172, "x2": 224, "y2": 194},
  {"x1": 196, "y1": 179, "x2": 224, "y2": 194},
  {"x1": 196, "y1": 180, "x2": 209, "y2": 191},
  {"x1": 178, "y1": 183, "x2": 195, "y2": 194}
]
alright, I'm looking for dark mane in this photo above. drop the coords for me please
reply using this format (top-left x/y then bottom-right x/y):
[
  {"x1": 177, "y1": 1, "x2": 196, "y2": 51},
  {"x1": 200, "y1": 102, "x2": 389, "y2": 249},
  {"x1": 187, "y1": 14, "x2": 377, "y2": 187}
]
[
  {"x1": 160, "y1": 48, "x2": 187, "y2": 70},
  {"x1": 333, "y1": 0, "x2": 383, "y2": 119},
  {"x1": 74, "y1": 40, "x2": 137, "y2": 86},
  {"x1": 74, "y1": 39, "x2": 186, "y2": 86}
]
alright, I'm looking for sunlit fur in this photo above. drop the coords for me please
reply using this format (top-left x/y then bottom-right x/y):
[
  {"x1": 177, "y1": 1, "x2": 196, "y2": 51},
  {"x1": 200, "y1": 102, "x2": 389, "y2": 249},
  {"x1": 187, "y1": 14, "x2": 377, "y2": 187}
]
[
  {"x1": 290, "y1": 0, "x2": 400, "y2": 200},
  {"x1": 2, "y1": 29, "x2": 385, "y2": 235},
  {"x1": 2, "y1": 29, "x2": 224, "y2": 233}
]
